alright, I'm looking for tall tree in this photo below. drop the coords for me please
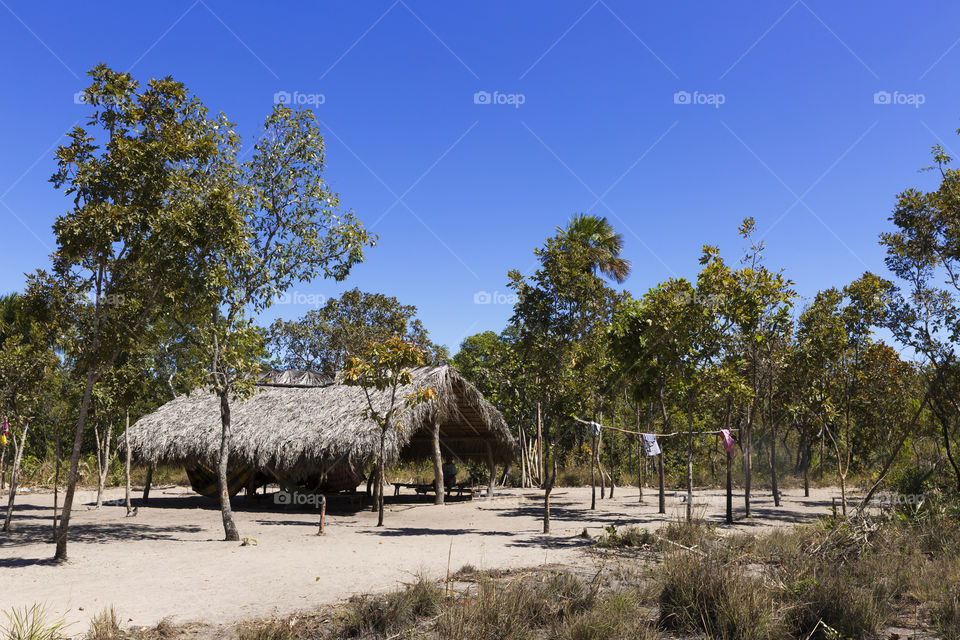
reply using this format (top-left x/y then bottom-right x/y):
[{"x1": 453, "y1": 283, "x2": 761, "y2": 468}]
[
  {"x1": 185, "y1": 105, "x2": 374, "y2": 541},
  {"x1": 343, "y1": 337, "x2": 436, "y2": 526},
  {"x1": 45, "y1": 65, "x2": 242, "y2": 561},
  {"x1": 556, "y1": 214, "x2": 632, "y2": 283}
]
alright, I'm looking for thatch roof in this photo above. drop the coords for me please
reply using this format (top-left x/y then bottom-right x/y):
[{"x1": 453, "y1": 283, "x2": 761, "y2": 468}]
[{"x1": 127, "y1": 366, "x2": 515, "y2": 482}]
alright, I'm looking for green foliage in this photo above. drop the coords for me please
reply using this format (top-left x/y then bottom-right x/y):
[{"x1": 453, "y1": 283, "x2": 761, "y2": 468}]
[
  {"x1": 1, "y1": 605, "x2": 67, "y2": 640},
  {"x1": 270, "y1": 288, "x2": 445, "y2": 372}
]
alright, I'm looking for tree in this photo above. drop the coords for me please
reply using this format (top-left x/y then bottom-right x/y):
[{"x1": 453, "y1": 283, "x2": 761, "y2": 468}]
[
  {"x1": 0, "y1": 290, "x2": 60, "y2": 531},
  {"x1": 507, "y1": 227, "x2": 621, "y2": 532},
  {"x1": 270, "y1": 288, "x2": 445, "y2": 372},
  {"x1": 184, "y1": 105, "x2": 375, "y2": 541},
  {"x1": 45, "y1": 64, "x2": 251, "y2": 561},
  {"x1": 556, "y1": 214, "x2": 632, "y2": 283},
  {"x1": 880, "y1": 135, "x2": 960, "y2": 489},
  {"x1": 343, "y1": 336, "x2": 436, "y2": 526}
]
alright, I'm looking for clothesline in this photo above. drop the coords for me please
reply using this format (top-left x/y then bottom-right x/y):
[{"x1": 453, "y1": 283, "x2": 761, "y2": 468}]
[{"x1": 571, "y1": 416, "x2": 739, "y2": 438}]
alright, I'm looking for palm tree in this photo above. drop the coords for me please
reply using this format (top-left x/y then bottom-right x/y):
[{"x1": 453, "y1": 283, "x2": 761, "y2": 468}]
[{"x1": 556, "y1": 214, "x2": 632, "y2": 283}]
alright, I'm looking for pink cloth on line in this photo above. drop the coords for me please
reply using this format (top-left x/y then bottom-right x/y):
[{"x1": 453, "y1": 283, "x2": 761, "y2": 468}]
[{"x1": 720, "y1": 429, "x2": 736, "y2": 458}]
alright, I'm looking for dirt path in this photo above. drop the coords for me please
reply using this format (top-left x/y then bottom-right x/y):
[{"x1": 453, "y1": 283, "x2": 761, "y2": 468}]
[{"x1": 0, "y1": 484, "x2": 840, "y2": 632}]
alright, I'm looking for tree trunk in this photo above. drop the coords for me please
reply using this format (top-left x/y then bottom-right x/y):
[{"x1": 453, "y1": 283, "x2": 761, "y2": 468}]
[
  {"x1": 124, "y1": 409, "x2": 133, "y2": 516},
  {"x1": 726, "y1": 450, "x2": 733, "y2": 525},
  {"x1": 0, "y1": 439, "x2": 6, "y2": 491},
  {"x1": 658, "y1": 453, "x2": 666, "y2": 515},
  {"x1": 686, "y1": 398, "x2": 694, "y2": 522},
  {"x1": 769, "y1": 376, "x2": 780, "y2": 507},
  {"x1": 590, "y1": 431, "x2": 597, "y2": 510},
  {"x1": 217, "y1": 389, "x2": 240, "y2": 541},
  {"x1": 536, "y1": 401, "x2": 543, "y2": 484},
  {"x1": 377, "y1": 430, "x2": 386, "y2": 527},
  {"x1": 95, "y1": 421, "x2": 113, "y2": 510},
  {"x1": 52, "y1": 427, "x2": 62, "y2": 538},
  {"x1": 598, "y1": 426, "x2": 606, "y2": 500},
  {"x1": 3, "y1": 421, "x2": 30, "y2": 532},
  {"x1": 55, "y1": 370, "x2": 97, "y2": 562},
  {"x1": 744, "y1": 404, "x2": 753, "y2": 518},
  {"x1": 432, "y1": 419, "x2": 444, "y2": 505}
]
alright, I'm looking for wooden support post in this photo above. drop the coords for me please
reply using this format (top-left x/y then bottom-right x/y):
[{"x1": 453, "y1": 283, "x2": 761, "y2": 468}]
[
  {"x1": 317, "y1": 495, "x2": 326, "y2": 535},
  {"x1": 658, "y1": 452, "x2": 666, "y2": 515},
  {"x1": 590, "y1": 432, "x2": 597, "y2": 510},
  {"x1": 637, "y1": 435, "x2": 643, "y2": 504},
  {"x1": 142, "y1": 465, "x2": 153, "y2": 505},
  {"x1": 726, "y1": 453, "x2": 733, "y2": 525},
  {"x1": 432, "y1": 420, "x2": 444, "y2": 505},
  {"x1": 487, "y1": 442, "x2": 496, "y2": 498}
]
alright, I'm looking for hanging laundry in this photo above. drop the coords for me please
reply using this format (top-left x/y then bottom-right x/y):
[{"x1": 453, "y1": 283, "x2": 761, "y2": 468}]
[
  {"x1": 720, "y1": 429, "x2": 737, "y2": 458},
  {"x1": 641, "y1": 433, "x2": 660, "y2": 456},
  {"x1": 587, "y1": 421, "x2": 602, "y2": 437}
]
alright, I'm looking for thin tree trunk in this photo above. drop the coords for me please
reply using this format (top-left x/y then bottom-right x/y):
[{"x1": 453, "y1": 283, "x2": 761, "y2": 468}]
[
  {"x1": 744, "y1": 404, "x2": 753, "y2": 518},
  {"x1": 686, "y1": 397, "x2": 694, "y2": 522},
  {"x1": 536, "y1": 401, "x2": 543, "y2": 484},
  {"x1": 590, "y1": 431, "x2": 597, "y2": 510},
  {"x1": 658, "y1": 452, "x2": 665, "y2": 514},
  {"x1": 609, "y1": 405, "x2": 616, "y2": 498},
  {"x1": 0, "y1": 438, "x2": 6, "y2": 491},
  {"x1": 432, "y1": 419, "x2": 444, "y2": 505},
  {"x1": 217, "y1": 389, "x2": 240, "y2": 541},
  {"x1": 95, "y1": 421, "x2": 113, "y2": 510},
  {"x1": 3, "y1": 421, "x2": 29, "y2": 532},
  {"x1": 124, "y1": 409, "x2": 133, "y2": 516},
  {"x1": 377, "y1": 431, "x2": 385, "y2": 526},
  {"x1": 55, "y1": 369, "x2": 97, "y2": 562},
  {"x1": 53, "y1": 426, "x2": 61, "y2": 538},
  {"x1": 769, "y1": 375, "x2": 780, "y2": 507},
  {"x1": 726, "y1": 451, "x2": 733, "y2": 525}
]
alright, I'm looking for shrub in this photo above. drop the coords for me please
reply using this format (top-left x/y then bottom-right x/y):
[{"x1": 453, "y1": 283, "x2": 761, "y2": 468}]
[
  {"x1": 85, "y1": 608, "x2": 122, "y2": 640},
  {"x1": 658, "y1": 551, "x2": 788, "y2": 640},
  {"x1": 340, "y1": 576, "x2": 443, "y2": 638},
  {"x1": 1, "y1": 605, "x2": 68, "y2": 640}
]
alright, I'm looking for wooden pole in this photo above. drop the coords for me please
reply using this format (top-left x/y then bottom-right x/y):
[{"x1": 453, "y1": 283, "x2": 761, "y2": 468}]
[
  {"x1": 658, "y1": 452, "x2": 666, "y2": 514},
  {"x1": 317, "y1": 495, "x2": 326, "y2": 535},
  {"x1": 431, "y1": 419, "x2": 444, "y2": 505},
  {"x1": 726, "y1": 452, "x2": 733, "y2": 525},
  {"x1": 590, "y1": 431, "x2": 597, "y2": 510},
  {"x1": 142, "y1": 465, "x2": 153, "y2": 505},
  {"x1": 486, "y1": 442, "x2": 496, "y2": 498}
]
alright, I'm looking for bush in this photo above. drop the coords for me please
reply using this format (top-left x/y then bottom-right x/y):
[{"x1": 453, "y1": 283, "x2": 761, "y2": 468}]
[
  {"x1": 340, "y1": 576, "x2": 443, "y2": 638},
  {"x1": 658, "y1": 551, "x2": 788, "y2": 640},
  {"x1": 595, "y1": 525, "x2": 655, "y2": 549},
  {"x1": 85, "y1": 608, "x2": 123, "y2": 640}
]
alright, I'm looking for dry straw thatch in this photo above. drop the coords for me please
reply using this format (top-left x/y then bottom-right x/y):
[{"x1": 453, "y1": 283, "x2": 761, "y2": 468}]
[{"x1": 127, "y1": 366, "x2": 515, "y2": 482}]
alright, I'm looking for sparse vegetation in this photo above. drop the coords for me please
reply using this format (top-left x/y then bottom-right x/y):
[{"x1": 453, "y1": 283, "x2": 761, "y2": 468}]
[{"x1": 1, "y1": 605, "x2": 67, "y2": 640}]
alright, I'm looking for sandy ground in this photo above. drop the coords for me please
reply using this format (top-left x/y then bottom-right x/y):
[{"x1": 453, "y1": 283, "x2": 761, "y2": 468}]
[{"x1": 0, "y1": 484, "x2": 842, "y2": 632}]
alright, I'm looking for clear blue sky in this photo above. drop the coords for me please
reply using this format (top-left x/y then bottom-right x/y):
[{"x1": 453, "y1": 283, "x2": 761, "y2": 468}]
[{"x1": 1, "y1": 1, "x2": 959, "y2": 352}]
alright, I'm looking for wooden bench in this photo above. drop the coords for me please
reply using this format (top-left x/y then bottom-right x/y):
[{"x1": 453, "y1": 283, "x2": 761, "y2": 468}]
[{"x1": 391, "y1": 481, "x2": 479, "y2": 498}]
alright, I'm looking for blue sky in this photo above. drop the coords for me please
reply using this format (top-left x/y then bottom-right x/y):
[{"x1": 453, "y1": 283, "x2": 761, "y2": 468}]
[{"x1": 1, "y1": 1, "x2": 959, "y2": 352}]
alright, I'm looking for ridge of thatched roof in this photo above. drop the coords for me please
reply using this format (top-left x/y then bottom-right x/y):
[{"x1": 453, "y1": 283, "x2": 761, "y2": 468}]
[{"x1": 127, "y1": 365, "x2": 515, "y2": 481}]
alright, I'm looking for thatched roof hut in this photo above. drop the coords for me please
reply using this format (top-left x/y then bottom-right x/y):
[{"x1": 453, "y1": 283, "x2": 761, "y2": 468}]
[{"x1": 127, "y1": 366, "x2": 515, "y2": 485}]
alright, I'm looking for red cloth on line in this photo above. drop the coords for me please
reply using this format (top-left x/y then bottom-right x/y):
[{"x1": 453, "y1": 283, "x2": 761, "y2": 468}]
[{"x1": 720, "y1": 429, "x2": 736, "y2": 458}]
